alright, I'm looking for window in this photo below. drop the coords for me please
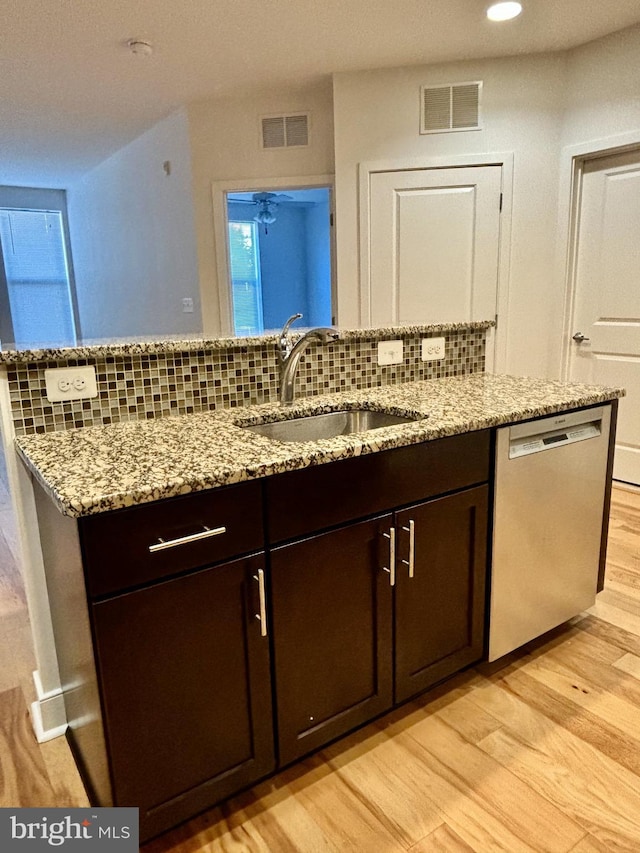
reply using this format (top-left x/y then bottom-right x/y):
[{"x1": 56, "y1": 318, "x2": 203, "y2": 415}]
[
  {"x1": 228, "y1": 221, "x2": 264, "y2": 335},
  {"x1": 0, "y1": 207, "x2": 77, "y2": 345}
]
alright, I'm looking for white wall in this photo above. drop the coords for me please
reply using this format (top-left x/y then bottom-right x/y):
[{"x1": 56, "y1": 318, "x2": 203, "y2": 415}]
[
  {"x1": 332, "y1": 25, "x2": 640, "y2": 379},
  {"x1": 187, "y1": 82, "x2": 335, "y2": 336},
  {"x1": 67, "y1": 109, "x2": 201, "y2": 339},
  {"x1": 333, "y1": 54, "x2": 567, "y2": 378},
  {"x1": 562, "y1": 25, "x2": 640, "y2": 149},
  {"x1": 58, "y1": 26, "x2": 640, "y2": 360}
]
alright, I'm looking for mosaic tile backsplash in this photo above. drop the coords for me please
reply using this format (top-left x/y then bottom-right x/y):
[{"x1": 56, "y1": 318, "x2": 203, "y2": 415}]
[{"x1": 8, "y1": 328, "x2": 486, "y2": 435}]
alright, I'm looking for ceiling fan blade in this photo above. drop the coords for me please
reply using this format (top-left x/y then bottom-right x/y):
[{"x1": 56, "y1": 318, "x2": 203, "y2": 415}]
[
  {"x1": 250, "y1": 191, "x2": 295, "y2": 203},
  {"x1": 251, "y1": 192, "x2": 275, "y2": 203}
]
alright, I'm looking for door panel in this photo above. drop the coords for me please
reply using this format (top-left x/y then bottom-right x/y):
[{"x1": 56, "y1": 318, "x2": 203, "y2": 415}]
[
  {"x1": 394, "y1": 486, "x2": 488, "y2": 704},
  {"x1": 270, "y1": 515, "x2": 393, "y2": 765},
  {"x1": 395, "y1": 187, "x2": 476, "y2": 322},
  {"x1": 92, "y1": 554, "x2": 274, "y2": 836},
  {"x1": 368, "y1": 166, "x2": 502, "y2": 363},
  {"x1": 569, "y1": 149, "x2": 640, "y2": 484}
]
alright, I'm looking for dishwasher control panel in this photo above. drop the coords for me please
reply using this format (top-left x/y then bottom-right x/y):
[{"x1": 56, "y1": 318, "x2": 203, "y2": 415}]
[{"x1": 509, "y1": 421, "x2": 601, "y2": 459}]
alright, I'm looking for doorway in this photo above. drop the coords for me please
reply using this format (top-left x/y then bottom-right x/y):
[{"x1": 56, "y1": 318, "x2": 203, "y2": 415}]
[
  {"x1": 226, "y1": 188, "x2": 332, "y2": 335},
  {"x1": 211, "y1": 176, "x2": 335, "y2": 337},
  {"x1": 566, "y1": 146, "x2": 640, "y2": 486}
]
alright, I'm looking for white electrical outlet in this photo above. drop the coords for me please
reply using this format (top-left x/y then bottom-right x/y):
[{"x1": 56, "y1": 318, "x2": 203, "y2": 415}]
[
  {"x1": 421, "y1": 337, "x2": 446, "y2": 361},
  {"x1": 44, "y1": 366, "x2": 98, "y2": 403},
  {"x1": 182, "y1": 297, "x2": 194, "y2": 313},
  {"x1": 377, "y1": 340, "x2": 404, "y2": 365}
]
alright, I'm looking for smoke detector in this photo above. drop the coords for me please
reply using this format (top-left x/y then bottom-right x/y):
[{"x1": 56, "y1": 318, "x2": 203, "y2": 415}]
[{"x1": 127, "y1": 39, "x2": 153, "y2": 57}]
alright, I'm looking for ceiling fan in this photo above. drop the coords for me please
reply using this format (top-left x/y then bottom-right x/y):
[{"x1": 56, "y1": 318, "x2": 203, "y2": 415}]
[{"x1": 230, "y1": 191, "x2": 293, "y2": 233}]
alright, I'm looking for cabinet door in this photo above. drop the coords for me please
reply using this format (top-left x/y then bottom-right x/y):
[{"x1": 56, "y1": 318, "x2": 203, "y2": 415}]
[
  {"x1": 395, "y1": 486, "x2": 488, "y2": 703},
  {"x1": 271, "y1": 515, "x2": 394, "y2": 765},
  {"x1": 91, "y1": 554, "x2": 274, "y2": 841}
]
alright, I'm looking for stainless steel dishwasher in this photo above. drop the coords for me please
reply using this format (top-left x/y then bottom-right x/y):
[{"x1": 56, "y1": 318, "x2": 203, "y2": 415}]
[{"x1": 489, "y1": 405, "x2": 611, "y2": 661}]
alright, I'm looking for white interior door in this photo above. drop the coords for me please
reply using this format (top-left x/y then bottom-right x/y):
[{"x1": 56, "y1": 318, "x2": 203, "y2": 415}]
[
  {"x1": 367, "y1": 166, "x2": 502, "y2": 365},
  {"x1": 568, "y1": 148, "x2": 640, "y2": 486}
]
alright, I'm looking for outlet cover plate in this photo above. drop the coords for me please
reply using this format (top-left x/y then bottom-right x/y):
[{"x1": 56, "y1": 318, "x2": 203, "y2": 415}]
[
  {"x1": 44, "y1": 366, "x2": 98, "y2": 403},
  {"x1": 377, "y1": 340, "x2": 404, "y2": 366},
  {"x1": 421, "y1": 337, "x2": 446, "y2": 361}
]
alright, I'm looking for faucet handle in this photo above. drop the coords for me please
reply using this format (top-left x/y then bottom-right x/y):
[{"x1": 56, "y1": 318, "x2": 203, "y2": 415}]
[{"x1": 279, "y1": 313, "x2": 303, "y2": 360}]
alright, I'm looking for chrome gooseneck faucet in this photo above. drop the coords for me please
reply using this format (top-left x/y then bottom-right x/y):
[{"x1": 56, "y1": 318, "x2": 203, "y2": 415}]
[{"x1": 278, "y1": 313, "x2": 339, "y2": 405}]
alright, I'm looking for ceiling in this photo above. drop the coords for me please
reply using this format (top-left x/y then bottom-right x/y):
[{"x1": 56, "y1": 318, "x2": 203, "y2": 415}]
[{"x1": 2, "y1": 0, "x2": 640, "y2": 187}]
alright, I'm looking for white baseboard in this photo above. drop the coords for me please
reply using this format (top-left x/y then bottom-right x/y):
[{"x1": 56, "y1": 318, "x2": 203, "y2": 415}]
[
  {"x1": 30, "y1": 669, "x2": 68, "y2": 742},
  {"x1": 613, "y1": 479, "x2": 640, "y2": 494}
]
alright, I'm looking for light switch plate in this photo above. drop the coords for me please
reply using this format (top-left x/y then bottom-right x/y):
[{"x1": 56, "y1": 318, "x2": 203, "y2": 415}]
[
  {"x1": 44, "y1": 366, "x2": 98, "y2": 402},
  {"x1": 421, "y1": 337, "x2": 446, "y2": 361},
  {"x1": 377, "y1": 340, "x2": 404, "y2": 365}
]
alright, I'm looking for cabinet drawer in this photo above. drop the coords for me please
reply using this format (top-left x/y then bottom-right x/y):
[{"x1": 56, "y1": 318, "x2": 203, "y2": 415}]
[
  {"x1": 80, "y1": 481, "x2": 264, "y2": 598},
  {"x1": 266, "y1": 430, "x2": 490, "y2": 543}
]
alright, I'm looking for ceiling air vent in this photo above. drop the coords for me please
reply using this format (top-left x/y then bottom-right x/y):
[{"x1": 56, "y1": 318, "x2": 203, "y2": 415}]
[
  {"x1": 261, "y1": 113, "x2": 310, "y2": 149},
  {"x1": 420, "y1": 82, "x2": 482, "y2": 134}
]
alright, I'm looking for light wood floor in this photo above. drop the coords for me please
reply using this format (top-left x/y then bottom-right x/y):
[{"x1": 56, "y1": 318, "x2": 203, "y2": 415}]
[{"x1": 1, "y1": 477, "x2": 640, "y2": 851}]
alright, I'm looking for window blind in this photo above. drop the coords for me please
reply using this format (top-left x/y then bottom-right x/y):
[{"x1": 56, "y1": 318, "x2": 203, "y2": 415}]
[
  {"x1": 228, "y1": 221, "x2": 264, "y2": 335},
  {"x1": 0, "y1": 208, "x2": 76, "y2": 345}
]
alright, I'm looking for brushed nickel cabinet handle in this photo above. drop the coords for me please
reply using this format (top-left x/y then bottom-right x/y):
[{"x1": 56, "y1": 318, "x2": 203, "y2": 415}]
[
  {"x1": 253, "y1": 568, "x2": 268, "y2": 637},
  {"x1": 383, "y1": 527, "x2": 396, "y2": 587},
  {"x1": 401, "y1": 520, "x2": 415, "y2": 579},
  {"x1": 148, "y1": 525, "x2": 226, "y2": 553}
]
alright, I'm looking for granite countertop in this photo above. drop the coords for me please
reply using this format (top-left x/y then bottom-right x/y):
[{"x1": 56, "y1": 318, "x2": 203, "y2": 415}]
[
  {"x1": 0, "y1": 321, "x2": 493, "y2": 364},
  {"x1": 15, "y1": 373, "x2": 624, "y2": 518}
]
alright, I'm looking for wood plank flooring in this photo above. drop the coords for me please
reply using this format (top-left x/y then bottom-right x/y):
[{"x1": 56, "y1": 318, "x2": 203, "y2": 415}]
[{"x1": 0, "y1": 479, "x2": 639, "y2": 851}]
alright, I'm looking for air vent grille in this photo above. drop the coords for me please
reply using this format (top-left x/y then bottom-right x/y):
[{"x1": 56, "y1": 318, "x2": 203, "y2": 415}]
[
  {"x1": 284, "y1": 114, "x2": 309, "y2": 146},
  {"x1": 420, "y1": 82, "x2": 482, "y2": 134},
  {"x1": 261, "y1": 117, "x2": 286, "y2": 149},
  {"x1": 261, "y1": 113, "x2": 310, "y2": 149}
]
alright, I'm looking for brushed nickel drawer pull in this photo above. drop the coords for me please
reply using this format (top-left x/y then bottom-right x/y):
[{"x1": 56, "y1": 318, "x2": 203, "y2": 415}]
[
  {"x1": 148, "y1": 525, "x2": 226, "y2": 553},
  {"x1": 401, "y1": 520, "x2": 415, "y2": 578},
  {"x1": 253, "y1": 568, "x2": 268, "y2": 637},
  {"x1": 383, "y1": 527, "x2": 396, "y2": 587}
]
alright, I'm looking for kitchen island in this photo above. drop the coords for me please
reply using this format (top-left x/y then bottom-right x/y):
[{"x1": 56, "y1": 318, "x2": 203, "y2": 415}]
[{"x1": 14, "y1": 371, "x2": 624, "y2": 841}]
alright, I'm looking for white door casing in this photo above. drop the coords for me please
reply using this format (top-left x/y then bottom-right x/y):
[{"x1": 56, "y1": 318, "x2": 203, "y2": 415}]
[
  {"x1": 359, "y1": 159, "x2": 508, "y2": 371},
  {"x1": 567, "y1": 148, "x2": 640, "y2": 485}
]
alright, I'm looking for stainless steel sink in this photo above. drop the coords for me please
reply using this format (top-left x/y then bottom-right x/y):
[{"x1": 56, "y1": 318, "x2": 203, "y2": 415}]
[{"x1": 242, "y1": 408, "x2": 423, "y2": 442}]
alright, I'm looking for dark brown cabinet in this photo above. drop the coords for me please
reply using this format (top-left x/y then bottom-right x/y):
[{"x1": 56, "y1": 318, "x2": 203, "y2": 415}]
[
  {"x1": 269, "y1": 484, "x2": 489, "y2": 764},
  {"x1": 91, "y1": 553, "x2": 274, "y2": 840},
  {"x1": 34, "y1": 479, "x2": 275, "y2": 843},
  {"x1": 394, "y1": 486, "x2": 488, "y2": 703},
  {"x1": 34, "y1": 428, "x2": 491, "y2": 842},
  {"x1": 270, "y1": 515, "x2": 394, "y2": 765}
]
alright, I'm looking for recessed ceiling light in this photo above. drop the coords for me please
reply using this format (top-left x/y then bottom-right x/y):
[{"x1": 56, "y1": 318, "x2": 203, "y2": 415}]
[{"x1": 486, "y1": 2, "x2": 523, "y2": 22}]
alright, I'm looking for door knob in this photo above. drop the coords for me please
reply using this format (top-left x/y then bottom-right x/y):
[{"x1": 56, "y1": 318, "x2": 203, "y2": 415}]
[{"x1": 572, "y1": 332, "x2": 590, "y2": 343}]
